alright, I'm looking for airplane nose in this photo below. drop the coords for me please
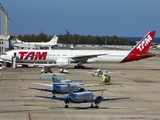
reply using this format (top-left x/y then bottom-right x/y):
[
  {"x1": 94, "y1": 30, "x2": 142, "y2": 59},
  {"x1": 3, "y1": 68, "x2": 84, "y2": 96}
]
[
  {"x1": 0, "y1": 55, "x2": 11, "y2": 61},
  {"x1": 0, "y1": 55, "x2": 4, "y2": 59}
]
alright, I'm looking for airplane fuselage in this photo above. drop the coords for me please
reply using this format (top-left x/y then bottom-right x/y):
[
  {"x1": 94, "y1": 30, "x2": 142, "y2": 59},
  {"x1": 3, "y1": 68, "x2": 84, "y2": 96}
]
[
  {"x1": 69, "y1": 91, "x2": 94, "y2": 103},
  {"x1": 54, "y1": 84, "x2": 80, "y2": 94},
  {"x1": 1, "y1": 49, "x2": 129, "y2": 63}
]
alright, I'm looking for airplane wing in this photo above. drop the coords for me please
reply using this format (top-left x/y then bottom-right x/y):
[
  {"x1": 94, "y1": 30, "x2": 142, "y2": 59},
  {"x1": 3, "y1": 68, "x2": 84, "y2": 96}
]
[
  {"x1": 33, "y1": 82, "x2": 84, "y2": 86},
  {"x1": 101, "y1": 97, "x2": 130, "y2": 101},
  {"x1": 87, "y1": 89, "x2": 106, "y2": 92},
  {"x1": 71, "y1": 54, "x2": 106, "y2": 62},
  {"x1": 16, "y1": 63, "x2": 57, "y2": 67},
  {"x1": 16, "y1": 63, "x2": 69, "y2": 71},
  {"x1": 33, "y1": 82, "x2": 53, "y2": 87},
  {"x1": 36, "y1": 95, "x2": 92, "y2": 103},
  {"x1": 83, "y1": 97, "x2": 129, "y2": 103},
  {"x1": 36, "y1": 95, "x2": 68, "y2": 101},
  {"x1": 137, "y1": 53, "x2": 155, "y2": 57},
  {"x1": 90, "y1": 70, "x2": 122, "y2": 75},
  {"x1": 29, "y1": 87, "x2": 53, "y2": 93},
  {"x1": 78, "y1": 84, "x2": 103, "y2": 87}
]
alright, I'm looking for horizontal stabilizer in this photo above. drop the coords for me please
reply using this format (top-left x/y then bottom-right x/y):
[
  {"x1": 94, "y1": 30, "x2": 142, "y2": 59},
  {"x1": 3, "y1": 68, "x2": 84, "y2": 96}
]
[{"x1": 136, "y1": 53, "x2": 155, "y2": 57}]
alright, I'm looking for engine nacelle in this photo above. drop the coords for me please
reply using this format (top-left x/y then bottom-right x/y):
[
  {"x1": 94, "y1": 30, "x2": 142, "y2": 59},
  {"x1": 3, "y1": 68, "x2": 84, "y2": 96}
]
[
  {"x1": 94, "y1": 96, "x2": 104, "y2": 104},
  {"x1": 77, "y1": 88, "x2": 85, "y2": 92}
]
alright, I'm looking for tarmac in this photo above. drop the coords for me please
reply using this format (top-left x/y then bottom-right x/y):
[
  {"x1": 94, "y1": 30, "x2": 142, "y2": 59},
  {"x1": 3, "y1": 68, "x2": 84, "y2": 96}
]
[{"x1": 0, "y1": 49, "x2": 160, "y2": 120}]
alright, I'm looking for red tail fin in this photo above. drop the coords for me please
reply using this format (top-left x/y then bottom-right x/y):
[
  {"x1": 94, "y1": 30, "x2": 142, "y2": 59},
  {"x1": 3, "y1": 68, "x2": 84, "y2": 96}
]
[{"x1": 121, "y1": 31, "x2": 156, "y2": 63}]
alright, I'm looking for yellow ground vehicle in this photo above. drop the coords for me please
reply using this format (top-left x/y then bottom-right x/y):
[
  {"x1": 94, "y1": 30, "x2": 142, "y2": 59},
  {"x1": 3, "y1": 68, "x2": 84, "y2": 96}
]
[{"x1": 101, "y1": 72, "x2": 111, "y2": 85}]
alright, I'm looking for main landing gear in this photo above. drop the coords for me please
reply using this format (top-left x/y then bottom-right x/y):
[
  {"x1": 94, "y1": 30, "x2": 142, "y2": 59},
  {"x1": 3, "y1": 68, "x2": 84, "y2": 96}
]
[
  {"x1": 65, "y1": 104, "x2": 68, "y2": 108},
  {"x1": 74, "y1": 63, "x2": 86, "y2": 69},
  {"x1": 64, "y1": 101, "x2": 69, "y2": 108},
  {"x1": 40, "y1": 70, "x2": 52, "y2": 74},
  {"x1": 64, "y1": 103, "x2": 99, "y2": 108},
  {"x1": 90, "y1": 103, "x2": 99, "y2": 108}
]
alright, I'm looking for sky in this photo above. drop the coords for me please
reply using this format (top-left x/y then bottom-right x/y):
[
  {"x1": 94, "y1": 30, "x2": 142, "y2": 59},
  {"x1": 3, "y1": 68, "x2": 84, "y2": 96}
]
[{"x1": 0, "y1": 0, "x2": 160, "y2": 37}]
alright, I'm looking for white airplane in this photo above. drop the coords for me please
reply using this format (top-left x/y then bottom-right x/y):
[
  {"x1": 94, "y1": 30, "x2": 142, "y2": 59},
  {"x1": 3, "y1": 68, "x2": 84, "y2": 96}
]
[
  {"x1": 29, "y1": 75, "x2": 86, "y2": 96},
  {"x1": 27, "y1": 35, "x2": 58, "y2": 47},
  {"x1": 0, "y1": 31, "x2": 156, "y2": 73},
  {"x1": 36, "y1": 83, "x2": 129, "y2": 108},
  {"x1": 90, "y1": 68, "x2": 123, "y2": 77},
  {"x1": 29, "y1": 75, "x2": 102, "y2": 97},
  {"x1": 11, "y1": 35, "x2": 58, "y2": 48},
  {"x1": 11, "y1": 38, "x2": 23, "y2": 44},
  {"x1": 91, "y1": 68, "x2": 108, "y2": 77}
]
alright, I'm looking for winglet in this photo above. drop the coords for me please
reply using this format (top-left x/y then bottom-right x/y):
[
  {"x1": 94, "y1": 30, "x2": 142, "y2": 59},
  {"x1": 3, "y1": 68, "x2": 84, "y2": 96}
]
[{"x1": 121, "y1": 31, "x2": 156, "y2": 63}]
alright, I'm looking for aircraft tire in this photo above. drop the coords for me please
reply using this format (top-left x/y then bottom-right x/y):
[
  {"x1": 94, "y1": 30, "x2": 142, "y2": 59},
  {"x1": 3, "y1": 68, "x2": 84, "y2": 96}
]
[
  {"x1": 60, "y1": 69, "x2": 63, "y2": 73},
  {"x1": 95, "y1": 106, "x2": 99, "y2": 108},
  {"x1": 81, "y1": 66, "x2": 84, "y2": 69},
  {"x1": 65, "y1": 105, "x2": 68, "y2": 108},
  {"x1": 90, "y1": 104, "x2": 94, "y2": 108}
]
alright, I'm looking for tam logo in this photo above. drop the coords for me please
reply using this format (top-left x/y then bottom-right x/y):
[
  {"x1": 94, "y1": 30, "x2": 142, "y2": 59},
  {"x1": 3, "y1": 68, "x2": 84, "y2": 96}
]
[
  {"x1": 136, "y1": 34, "x2": 152, "y2": 51},
  {"x1": 19, "y1": 51, "x2": 48, "y2": 60}
]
